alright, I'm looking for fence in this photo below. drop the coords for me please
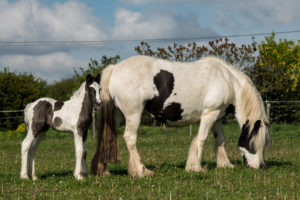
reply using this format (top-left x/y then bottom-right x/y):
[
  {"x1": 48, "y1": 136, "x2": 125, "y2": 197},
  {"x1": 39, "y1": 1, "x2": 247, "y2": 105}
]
[
  {"x1": 265, "y1": 101, "x2": 300, "y2": 123},
  {"x1": 0, "y1": 100, "x2": 299, "y2": 132}
]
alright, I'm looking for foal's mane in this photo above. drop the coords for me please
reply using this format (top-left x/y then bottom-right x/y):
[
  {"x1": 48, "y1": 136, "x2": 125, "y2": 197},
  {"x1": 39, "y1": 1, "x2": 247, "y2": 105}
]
[{"x1": 70, "y1": 82, "x2": 86, "y2": 100}]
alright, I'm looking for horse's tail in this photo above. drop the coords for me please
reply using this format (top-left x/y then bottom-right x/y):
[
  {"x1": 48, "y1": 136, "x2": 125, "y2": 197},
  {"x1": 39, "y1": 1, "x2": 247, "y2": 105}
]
[{"x1": 91, "y1": 65, "x2": 120, "y2": 175}]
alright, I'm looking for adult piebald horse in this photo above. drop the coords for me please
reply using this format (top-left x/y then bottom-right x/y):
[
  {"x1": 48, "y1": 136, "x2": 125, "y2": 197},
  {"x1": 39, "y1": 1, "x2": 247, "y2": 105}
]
[{"x1": 91, "y1": 55, "x2": 270, "y2": 177}]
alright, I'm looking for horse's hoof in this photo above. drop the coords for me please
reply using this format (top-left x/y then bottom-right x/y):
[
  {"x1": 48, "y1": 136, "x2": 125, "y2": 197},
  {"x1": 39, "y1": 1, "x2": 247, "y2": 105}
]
[
  {"x1": 217, "y1": 162, "x2": 235, "y2": 168},
  {"x1": 32, "y1": 175, "x2": 38, "y2": 180},
  {"x1": 185, "y1": 165, "x2": 206, "y2": 173},
  {"x1": 143, "y1": 168, "x2": 155, "y2": 176},
  {"x1": 100, "y1": 170, "x2": 111, "y2": 176},
  {"x1": 128, "y1": 167, "x2": 155, "y2": 177},
  {"x1": 20, "y1": 174, "x2": 29, "y2": 180}
]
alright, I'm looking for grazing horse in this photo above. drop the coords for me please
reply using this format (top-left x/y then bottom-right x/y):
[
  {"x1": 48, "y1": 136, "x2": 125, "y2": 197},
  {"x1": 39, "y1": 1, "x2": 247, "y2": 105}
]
[
  {"x1": 91, "y1": 55, "x2": 270, "y2": 177},
  {"x1": 21, "y1": 74, "x2": 101, "y2": 180}
]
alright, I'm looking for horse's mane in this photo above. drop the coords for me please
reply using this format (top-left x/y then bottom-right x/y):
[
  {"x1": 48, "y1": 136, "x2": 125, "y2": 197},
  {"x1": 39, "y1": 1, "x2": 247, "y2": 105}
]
[
  {"x1": 198, "y1": 56, "x2": 267, "y2": 123},
  {"x1": 70, "y1": 82, "x2": 86, "y2": 100}
]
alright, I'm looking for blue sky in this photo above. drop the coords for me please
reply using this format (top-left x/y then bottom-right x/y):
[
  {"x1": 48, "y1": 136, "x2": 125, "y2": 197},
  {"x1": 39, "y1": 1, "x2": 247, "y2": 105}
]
[{"x1": 0, "y1": 0, "x2": 299, "y2": 82}]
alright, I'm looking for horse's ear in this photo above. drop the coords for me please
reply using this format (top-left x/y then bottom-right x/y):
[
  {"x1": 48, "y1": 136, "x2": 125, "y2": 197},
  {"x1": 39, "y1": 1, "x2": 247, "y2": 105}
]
[
  {"x1": 86, "y1": 74, "x2": 93, "y2": 84},
  {"x1": 96, "y1": 73, "x2": 101, "y2": 83}
]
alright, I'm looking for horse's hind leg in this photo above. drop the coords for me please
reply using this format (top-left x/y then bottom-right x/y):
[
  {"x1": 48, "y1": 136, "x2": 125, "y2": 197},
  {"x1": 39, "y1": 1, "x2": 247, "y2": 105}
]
[
  {"x1": 21, "y1": 128, "x2": 35, "y2": 179},
  {"x1": 28, "y1": 131, "x2": 46, "y2": 180},
  {"x1": 212, "y1": 120, "x2": 234, "y2": 168},
  {"x1": 186, "y1": 110, "x2": 221, "y2": 172},
  {"x1": 123, "y1": 113, "x2": 154, "y2": 177}
]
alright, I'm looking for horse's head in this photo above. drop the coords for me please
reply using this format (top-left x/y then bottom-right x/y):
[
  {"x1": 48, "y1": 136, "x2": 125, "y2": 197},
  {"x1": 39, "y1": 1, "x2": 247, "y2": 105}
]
[
  {"x1": 238, "y1": 120, "x2": 270, "y2": 169},
  {"x1": 86, "y1": 74, "x2": 101, "y2": 105}
]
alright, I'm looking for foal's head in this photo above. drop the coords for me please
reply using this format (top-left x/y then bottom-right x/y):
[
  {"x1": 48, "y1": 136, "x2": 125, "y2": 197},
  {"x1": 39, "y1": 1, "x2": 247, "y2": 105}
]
[{"x1": 86, "y1": 74, "x2": 101, "y2": 105}]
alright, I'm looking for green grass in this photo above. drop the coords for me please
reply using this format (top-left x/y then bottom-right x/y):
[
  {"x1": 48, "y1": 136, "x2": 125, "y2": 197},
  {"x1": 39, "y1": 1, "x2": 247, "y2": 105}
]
[{"x1": 0, "y1": 123, "x2": 299, "y2": 199}]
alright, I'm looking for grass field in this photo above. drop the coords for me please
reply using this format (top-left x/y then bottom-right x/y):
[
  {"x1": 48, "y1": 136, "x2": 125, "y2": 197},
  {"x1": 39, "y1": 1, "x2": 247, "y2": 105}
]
[{"x1": 0, "y1": 122, "x2": 299, "y2": 200}]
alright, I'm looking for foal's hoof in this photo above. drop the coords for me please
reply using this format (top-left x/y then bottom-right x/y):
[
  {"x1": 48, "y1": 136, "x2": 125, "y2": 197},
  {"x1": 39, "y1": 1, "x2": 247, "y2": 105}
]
[
  {"x1": 74, "y1": 174, "x2": 87, "y2": 181},
  {"x1": 32, "y1": 175, "x2": 38, "y2": 181}
]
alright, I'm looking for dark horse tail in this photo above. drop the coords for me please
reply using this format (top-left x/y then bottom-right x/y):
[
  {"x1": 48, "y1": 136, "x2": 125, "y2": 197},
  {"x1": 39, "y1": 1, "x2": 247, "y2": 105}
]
[{"x1": 91, "y1": 65, "x2": 120, "y2": 176}]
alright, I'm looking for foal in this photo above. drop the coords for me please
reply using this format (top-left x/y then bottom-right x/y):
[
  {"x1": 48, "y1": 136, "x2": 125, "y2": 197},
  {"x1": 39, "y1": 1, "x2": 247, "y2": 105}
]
[{"x1": 21, "y1": 74, "x2": 101, "y2": 180}]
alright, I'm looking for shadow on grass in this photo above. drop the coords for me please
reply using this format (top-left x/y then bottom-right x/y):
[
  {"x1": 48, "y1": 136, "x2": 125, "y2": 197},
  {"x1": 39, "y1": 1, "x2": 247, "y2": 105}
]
[
  {"x1": 264, "y1": 160, "x2": 292, "y2": 168},
  {"x1": 40, "y1": 170, "x2": 73, "y2": 179}
]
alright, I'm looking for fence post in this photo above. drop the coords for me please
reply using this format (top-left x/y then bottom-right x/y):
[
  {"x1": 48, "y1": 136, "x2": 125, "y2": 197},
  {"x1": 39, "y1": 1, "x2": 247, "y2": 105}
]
[
  {"x1": 189, "y1": 124, "x2": 192, "y2": 137},
  {"x1": 266, "y1": 101, "x2": 271, "y2": 122}
]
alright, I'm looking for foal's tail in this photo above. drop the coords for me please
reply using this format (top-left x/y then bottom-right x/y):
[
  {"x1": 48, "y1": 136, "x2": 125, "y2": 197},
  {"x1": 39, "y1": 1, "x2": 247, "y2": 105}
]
[
  {"x1": 91, "y1": 65, "x2": 121, "y2": 175},
  {"x1": 24, "y1": 103, "x2": 33, "y2": 125}
]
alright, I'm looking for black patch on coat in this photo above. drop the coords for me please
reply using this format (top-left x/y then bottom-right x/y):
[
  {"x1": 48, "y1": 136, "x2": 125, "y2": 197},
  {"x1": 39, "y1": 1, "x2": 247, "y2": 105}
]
[
  {"x1": 225, "y1": 104, "x2": 235, "y2": 115},
  {"x1": 54, "y1": 101, "x2": 64, "y2": 111},
  {"x1": 145, "y1": 70, "x2": 183, "y2": 123},
  {"x1": 32, "y1": 101, "x2": 53, "y2": 137},
  {"x1": 238, "y1": 120, "x2": 261, "y2": 154},
  {"x1": 53, "y1": 117, "x2": 63, "y2": 127}
]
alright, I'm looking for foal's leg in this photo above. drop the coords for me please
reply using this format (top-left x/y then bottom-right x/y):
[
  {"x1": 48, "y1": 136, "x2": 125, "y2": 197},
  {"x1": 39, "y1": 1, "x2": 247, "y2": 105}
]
[
  {"x1": 123, "y1": 113, "x2": 154, "y2": 177},
  {"x1": 73, "y1": 131, "x2": 88, "y2": 180},
  {"x1": 212, "y1": 120, "x2": 234, "y2": 168},
  {"x1": 28, "y1": 131, "x2": 46, "y2": 180},
  {"x1": 186, "y1": 110, "x2": 220, "y2": 172},
  {"x1": 21, "y1": 128, "x2": 35, "y2": 179}
]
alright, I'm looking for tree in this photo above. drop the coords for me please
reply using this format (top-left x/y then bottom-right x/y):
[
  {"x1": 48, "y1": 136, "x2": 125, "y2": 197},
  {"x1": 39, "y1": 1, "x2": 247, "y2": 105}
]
[
  {"x1": 0, "y1": 67, "x2": 48, "y2": 129},
  {"x1": 247, "y1": 34, "x2": 300, "y2": 122},
  {"x1": 47, "y1": 78, "x2": 76, "y2": 101},
  {"x1": 47, "y1": 55, "x2": 120, "y2": 101},
  {"x1": 135, "y1": 38, "x2": 257, "y2": 68}
]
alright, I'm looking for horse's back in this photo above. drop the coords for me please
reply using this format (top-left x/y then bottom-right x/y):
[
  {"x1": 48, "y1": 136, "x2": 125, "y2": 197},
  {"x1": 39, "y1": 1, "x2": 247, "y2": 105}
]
[{"x1": 108, "y1": 56, "x2": 237, "y2": 124}]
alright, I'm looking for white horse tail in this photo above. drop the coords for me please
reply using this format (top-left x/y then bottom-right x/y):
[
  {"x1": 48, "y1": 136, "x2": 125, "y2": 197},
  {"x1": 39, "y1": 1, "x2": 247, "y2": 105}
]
[
  {"x1": 233, "y1": 68, "x2": 270, "y2": 167},
  {"x1": 91, "y1": 65, "x2": 121, "y2": 176}
]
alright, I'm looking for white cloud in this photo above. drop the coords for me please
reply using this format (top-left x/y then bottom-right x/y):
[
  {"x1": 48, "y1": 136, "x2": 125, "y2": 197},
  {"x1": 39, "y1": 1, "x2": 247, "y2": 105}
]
[
  {"x1": 121, "y1": 0, "x2": 300, "y2": 30},
  {"x1": 112, "y1": 8, "x2": 216, "y2": 40},
  {"x1": 0, "y1": 0, "x2": 106, "y2": 82},
  {"x1": 0, "y1": 52, "x2": 85, "y2": 82},
  {"x1": 0, "y1": 0, "x2": 107, "y2": 42}
]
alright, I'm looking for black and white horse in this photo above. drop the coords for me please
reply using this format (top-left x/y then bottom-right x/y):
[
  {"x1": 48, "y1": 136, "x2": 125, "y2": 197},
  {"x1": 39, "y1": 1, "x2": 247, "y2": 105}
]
[
  {"x1": 21, "y1": 74, "x2": 101, "y2": 180},
  {"x1": 92, "y1": 55, "x2": 270, "y2": 177}
]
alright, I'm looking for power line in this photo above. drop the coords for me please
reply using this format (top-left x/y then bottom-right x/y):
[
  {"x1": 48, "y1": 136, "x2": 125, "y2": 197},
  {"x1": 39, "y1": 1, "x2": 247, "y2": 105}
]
[{"x1": 0, "y1": 30, "x2": 299, "y2": 47}]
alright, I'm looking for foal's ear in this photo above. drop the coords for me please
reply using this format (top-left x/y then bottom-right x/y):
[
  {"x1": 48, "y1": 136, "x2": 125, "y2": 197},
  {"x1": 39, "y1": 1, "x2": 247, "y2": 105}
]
[
  {"x1": 86, "y1": 74, "x2": 93, "y2": 84},
  {"x1": 95, "y1": 73, "x2": 101, "y2": 83}
]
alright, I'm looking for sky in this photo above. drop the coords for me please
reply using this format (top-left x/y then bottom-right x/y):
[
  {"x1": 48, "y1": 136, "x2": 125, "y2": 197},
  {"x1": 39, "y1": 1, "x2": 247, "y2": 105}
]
[{"x1": 0, "y1": 0, "x2": 299, "y2": 83}]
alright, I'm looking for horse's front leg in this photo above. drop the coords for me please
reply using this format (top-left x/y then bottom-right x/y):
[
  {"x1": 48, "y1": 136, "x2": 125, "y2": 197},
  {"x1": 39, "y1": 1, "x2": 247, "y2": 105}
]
[
  {"x1": 123, "y1": 113, "x2": 154, "y2": 177},
  {"x1": 212, "y1": 120, "x2": 234, "y2": 168},
  {"x1": 73, "y1": 130, "x2": 88, "y2": 180},
  {"x1": 186, "y1": 110, "x2": 221, "y2": 172}
]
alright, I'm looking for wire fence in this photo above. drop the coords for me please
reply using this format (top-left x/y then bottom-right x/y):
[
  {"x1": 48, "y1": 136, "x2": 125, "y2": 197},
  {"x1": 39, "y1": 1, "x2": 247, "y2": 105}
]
[{"x1": 0, "y1": 100, "x2": 299, "y2": 131}]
